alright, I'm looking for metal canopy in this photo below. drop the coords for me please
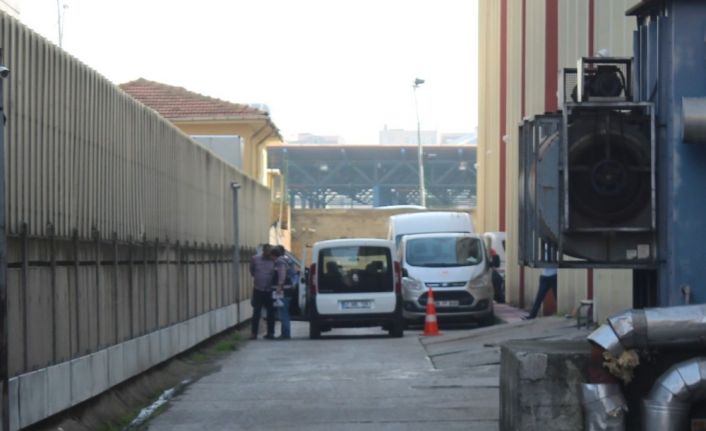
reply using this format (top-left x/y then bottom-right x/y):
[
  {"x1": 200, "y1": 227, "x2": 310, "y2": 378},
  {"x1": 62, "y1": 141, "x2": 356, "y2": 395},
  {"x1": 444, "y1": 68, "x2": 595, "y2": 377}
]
[{"x1": 267, "y1": 145, "x2": 477, "y2": 209}]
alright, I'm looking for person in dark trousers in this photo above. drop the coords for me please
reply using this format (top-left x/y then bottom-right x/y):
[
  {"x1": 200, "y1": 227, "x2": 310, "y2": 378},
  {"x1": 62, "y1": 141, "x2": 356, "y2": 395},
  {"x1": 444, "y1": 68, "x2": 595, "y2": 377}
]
[
  {"x1": 489, "y1": 248, "x2": 505, "y2": 303},
  {"x1": 249, "y1": 243, "x2": 276, "y2": 339},
  {"x1": 524, "y1": 266, "x2": 558, "y2": 319},
  {"x1": 271, "y1": 245, "x2": 292, "y2": 339}
]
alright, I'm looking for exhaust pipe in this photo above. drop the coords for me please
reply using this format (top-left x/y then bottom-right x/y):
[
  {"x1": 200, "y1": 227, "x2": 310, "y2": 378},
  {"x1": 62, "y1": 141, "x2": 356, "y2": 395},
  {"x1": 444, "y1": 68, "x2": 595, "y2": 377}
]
[
  {"x1": 588, "y1": 304, "x2": 706, "y2": 357},
  {"x1": 580, "y1": 383, "x2": 628, "y2": 431},
  {"x1": 642, "y1": 357, "x2": 706, "y2": 431}
]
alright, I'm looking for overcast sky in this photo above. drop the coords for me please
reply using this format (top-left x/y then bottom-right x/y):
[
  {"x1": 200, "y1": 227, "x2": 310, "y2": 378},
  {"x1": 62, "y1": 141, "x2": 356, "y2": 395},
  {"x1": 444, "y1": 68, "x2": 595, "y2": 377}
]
[{"x1": 19, "y1": 0, "x2": 478, "y2": 144}]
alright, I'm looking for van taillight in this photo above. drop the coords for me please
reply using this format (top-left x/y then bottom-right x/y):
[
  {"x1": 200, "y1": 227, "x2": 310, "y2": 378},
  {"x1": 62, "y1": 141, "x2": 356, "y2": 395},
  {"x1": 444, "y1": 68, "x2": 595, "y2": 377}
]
[
  {"x1": 394, "y1": 261, "x2": 402, "y2": 293},
  {"x1": 309, "y1": 263, "x2": 317, "y2": 295}
]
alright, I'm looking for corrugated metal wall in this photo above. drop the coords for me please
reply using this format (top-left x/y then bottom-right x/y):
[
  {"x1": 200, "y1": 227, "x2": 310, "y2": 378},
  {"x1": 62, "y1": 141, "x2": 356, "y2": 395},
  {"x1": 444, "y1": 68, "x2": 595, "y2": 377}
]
[
  {"x1": 479, "y1": 0, "x2": 637, "y2": 321},
  {"x1": 1, "y1": 12, "x2": 269, "y2": 246},
  {"x1": 1, "y1": 11, "x2": 268, "y2": 378}
]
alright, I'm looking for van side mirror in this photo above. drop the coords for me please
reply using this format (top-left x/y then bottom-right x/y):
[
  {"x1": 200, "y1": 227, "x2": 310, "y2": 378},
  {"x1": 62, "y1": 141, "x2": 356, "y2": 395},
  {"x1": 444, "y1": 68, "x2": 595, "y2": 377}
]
[
  {"x1": 490, "y1": 253, "x2": 500, "y2": 268},
  {"x1": 402, "y1": 268, "x2": 409, "y2": 278}
]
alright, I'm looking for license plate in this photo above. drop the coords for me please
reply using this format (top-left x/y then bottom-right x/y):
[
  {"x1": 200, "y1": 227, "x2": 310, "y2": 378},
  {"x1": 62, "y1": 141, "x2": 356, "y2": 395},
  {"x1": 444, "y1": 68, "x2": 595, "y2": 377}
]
[
  {"x1": 341, "y1": 300, "x2": 373, "y2": 310},
  {"x1": 437, "y1": 300, "x2": 459, "y2": 307}
]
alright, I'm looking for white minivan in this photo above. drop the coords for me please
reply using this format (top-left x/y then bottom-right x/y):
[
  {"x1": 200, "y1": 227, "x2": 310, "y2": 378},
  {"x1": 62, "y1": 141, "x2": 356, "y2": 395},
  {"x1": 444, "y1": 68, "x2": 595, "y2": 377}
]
[
  {"x1": 388, "y1": 211, "x2": 474, "y2": 248},
  {"x1": 306, "y1": 238, "x2": 404, "y2": 339},
  {"x1": 399, "y1": 232, "x2": 495, "y2": 325}
]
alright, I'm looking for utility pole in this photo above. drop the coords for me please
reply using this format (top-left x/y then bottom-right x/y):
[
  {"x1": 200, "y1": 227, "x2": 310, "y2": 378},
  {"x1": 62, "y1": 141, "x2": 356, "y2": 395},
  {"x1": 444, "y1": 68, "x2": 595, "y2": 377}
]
[
  {"x1": 0, "y1": 50, "x2": 9, "y2": 431},
  {"x1": 231, "y1": 182, "x2": 241, "y2": 324},
  {"x1": 413, "y1": 78, "x2": 426, "y2": 207}
]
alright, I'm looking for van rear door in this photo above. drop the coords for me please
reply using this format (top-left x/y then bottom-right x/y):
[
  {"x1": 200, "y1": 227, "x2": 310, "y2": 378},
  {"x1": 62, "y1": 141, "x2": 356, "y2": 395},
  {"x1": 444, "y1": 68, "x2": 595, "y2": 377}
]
[{"x1": 315, "y1": 244, "x2": 397, "y2": 314}]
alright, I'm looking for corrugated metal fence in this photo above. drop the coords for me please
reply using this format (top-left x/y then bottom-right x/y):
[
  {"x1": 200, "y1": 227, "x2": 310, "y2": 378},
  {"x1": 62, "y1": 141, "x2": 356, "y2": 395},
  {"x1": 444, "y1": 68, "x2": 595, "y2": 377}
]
[{"x1": 0, "y1": 12, "x2": 269, "y2": 429}]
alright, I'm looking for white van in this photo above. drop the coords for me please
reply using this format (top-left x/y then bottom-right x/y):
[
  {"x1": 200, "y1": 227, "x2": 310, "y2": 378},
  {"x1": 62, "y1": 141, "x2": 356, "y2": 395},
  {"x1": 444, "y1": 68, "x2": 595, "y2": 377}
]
[
  {"x1": 399, "y1": 232, "x2": 494, "y2": 325},
  {"x1": 306, "y1": 238, "x2": 404, "y2": 339},
  {"x1": 388, "y1": 211, "x2": 474, "y2": 248}
]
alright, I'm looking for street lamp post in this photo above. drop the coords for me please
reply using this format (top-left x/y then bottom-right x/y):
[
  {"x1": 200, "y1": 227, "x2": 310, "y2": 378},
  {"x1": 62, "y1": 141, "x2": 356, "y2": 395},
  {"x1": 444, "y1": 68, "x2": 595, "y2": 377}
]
[{"x1": 413, "y1": 78, "x2": 426, "y2": 207}]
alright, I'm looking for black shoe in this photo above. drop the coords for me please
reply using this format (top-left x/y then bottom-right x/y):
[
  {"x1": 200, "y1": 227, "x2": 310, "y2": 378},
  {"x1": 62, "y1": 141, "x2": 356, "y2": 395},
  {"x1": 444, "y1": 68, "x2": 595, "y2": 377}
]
[
  {"x1": 277, "y1": 335, "x2": 291, "y2": 340},
  {"x1": 521, "y1": 315, "x2": 535, "y2": 320},
  {"x1": 264, "y1": 334, "x2": 275, "y2": 340}
]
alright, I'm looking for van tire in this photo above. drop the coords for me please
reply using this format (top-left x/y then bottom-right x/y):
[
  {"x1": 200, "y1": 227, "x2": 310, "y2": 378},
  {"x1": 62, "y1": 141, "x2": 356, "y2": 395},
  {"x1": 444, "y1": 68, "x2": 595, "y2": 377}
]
[
  {"x1": 309, "y1": 321, "x2": 321, "y2": 339},
  {"x1": 389, "y1": 320, "x2": 404, "y2": 338},
  {"x1": 478, "y1": 312, "x2": 495, "y2": 327}
]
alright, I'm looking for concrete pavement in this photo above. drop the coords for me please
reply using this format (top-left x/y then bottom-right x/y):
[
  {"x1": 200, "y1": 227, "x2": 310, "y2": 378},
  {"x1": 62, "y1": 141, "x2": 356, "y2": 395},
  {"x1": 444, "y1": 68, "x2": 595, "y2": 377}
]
[{"x1": 146, "y1": 308, "x2": 591, "y2": 430}]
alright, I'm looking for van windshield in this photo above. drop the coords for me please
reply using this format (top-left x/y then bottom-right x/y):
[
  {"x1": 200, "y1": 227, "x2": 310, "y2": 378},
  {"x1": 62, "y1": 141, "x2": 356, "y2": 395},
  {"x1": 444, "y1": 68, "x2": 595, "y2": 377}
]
[
  {"x1": 406, "y1": 237, "x2": 483, "y2": 267},
  {"x1": 318, "y1": 246, "x2": 393, "y2": 293}
]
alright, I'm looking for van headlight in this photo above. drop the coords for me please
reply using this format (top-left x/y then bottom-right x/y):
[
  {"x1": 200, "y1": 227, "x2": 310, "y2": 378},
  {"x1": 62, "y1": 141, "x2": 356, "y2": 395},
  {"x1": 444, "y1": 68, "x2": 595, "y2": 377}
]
[
  {"x1": 468, "y1": 273, "x2": 492, "y2": 296},
  {"x1": 403, "y1": 277, "x2": 424, "y2": 291}
]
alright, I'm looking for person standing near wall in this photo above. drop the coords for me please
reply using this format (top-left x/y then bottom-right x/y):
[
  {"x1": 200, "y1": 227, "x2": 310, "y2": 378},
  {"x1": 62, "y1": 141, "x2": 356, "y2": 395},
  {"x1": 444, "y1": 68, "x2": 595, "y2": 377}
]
[
  {"x1": 524, "y1": 266, "x2": 558, "y2": 319},
  {"x1": 249, "y1": 243, "x2": 276, "y2": 339}
]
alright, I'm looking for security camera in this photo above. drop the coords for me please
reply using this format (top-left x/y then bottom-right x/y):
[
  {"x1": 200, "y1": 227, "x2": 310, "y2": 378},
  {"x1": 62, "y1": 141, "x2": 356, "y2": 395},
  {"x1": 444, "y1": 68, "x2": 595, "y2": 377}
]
[{"x1": 0, "y1": 66, "x2": 9, "y2": 79}]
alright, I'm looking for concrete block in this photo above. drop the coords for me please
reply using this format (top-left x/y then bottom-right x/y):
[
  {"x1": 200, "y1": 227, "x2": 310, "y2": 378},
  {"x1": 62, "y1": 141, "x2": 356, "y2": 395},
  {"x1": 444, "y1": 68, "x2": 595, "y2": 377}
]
[
  {"x1": 159, "y1": 327, "x2": 171, "y2": 362},
  {"x1": 500, "y1": 340, "x2": 590, "y2": 431},
  {"x1": 107, "y1": 344, "x2": 125, "y2": 387},
  {"x1": 149, "y1": 331, "x2": 161, "y2": 365},
  {"x1": 123, "y1": 338, "x2": 138, "y2": 379},
  {"x1": 519, "y1": 352, "x2": 548, "y2": 381},
  {"x1": 209, "y1": 309, "x2": 217, "y2": 334},
  {"x1": 46, "y1": 362, "x2": 72, "y2": 416},
  {"x1": 165, "y1": 327, "x2": 174, "y2": 361},
  {"x1": 187, "y1": 318, "x2": 197, "y2": 348},
  {"x1": 8, "y1": 377, "x2": 19, "y2": 431},
  {"x1": 18, "y1": 368, "x2": 48, "y2": 428},
  {"x1": 71, "y1": 355, "x2": 93, "y2": 404},
  {"x1": 91, "y1": 350, "x2": 108, "y2": 397},
  {"x1": 137, "y1": 335, "x2": 150, "y2": 373},
  {"x1": 226, "y1": 304, "x2": 237, "y2": 327},
  {"x1": 199, "y1": 313, "x2": 208, "y2": 340},
  {"x1": 177, "y1": 320, "x2": 188, "y2": 353}
]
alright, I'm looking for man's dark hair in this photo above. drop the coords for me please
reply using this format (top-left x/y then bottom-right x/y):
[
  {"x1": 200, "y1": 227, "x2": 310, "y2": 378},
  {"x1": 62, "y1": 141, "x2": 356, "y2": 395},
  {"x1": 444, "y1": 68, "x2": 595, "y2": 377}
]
[{"x1": 270, "y1": 245, "x2": 284, "y2": 258}]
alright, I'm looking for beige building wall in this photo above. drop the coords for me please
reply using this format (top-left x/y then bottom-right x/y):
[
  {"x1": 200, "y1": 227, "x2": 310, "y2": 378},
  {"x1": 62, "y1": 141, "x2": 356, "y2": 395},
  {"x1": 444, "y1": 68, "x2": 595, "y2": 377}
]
[
  {"x1": 291, "y1": 208, "x2": 477, "y2": 266},
  {"x1": 175, "y1": 120, "x2": 280, "y2": 185},
  {"x1": 479, "y1": 0, "x2": 638, "y2": 321}
]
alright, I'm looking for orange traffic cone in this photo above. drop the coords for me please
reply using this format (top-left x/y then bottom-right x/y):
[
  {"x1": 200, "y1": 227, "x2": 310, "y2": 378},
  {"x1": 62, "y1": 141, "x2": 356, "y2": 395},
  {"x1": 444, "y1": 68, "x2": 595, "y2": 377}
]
[{"x1": 423, "y1": 287, "x2": 441, "y2": 336}]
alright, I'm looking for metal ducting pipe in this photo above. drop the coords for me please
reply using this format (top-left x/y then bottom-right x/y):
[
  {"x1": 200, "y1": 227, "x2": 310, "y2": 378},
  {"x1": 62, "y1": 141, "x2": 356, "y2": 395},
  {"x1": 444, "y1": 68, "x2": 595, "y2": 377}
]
[
  {"x1": 587, "y1": 304, "x2": 706, "y2": 357},
  {"x1": 580, "y1": 383, "x2": 627, "y2": 431},
  {"x1": 643, "y1": 357, "x2": 706, "y2": 431}
]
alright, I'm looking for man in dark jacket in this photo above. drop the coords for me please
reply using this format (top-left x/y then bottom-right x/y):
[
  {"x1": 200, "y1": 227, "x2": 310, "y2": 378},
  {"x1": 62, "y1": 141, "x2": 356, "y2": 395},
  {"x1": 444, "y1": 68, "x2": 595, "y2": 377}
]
[{"x1": 249, "y1": 244, "x2": 276, "y2": 340}]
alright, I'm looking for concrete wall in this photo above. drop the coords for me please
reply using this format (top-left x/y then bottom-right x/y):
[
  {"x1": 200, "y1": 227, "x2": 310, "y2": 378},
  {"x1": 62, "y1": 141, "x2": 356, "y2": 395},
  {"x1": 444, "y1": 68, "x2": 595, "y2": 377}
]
[
  {"x1": 478, "y1": 0, "x2": 637, "y2": 322},
  {"x1": 290, "y1": 208, "x2": 477, "y2": 265}
]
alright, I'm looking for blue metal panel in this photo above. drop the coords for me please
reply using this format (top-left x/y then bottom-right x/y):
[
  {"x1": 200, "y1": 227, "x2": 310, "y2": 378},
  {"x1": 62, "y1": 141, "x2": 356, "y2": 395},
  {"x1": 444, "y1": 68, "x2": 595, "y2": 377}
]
[{"x1": 648, "y1": 1, "x2": 706, "y2": 304}]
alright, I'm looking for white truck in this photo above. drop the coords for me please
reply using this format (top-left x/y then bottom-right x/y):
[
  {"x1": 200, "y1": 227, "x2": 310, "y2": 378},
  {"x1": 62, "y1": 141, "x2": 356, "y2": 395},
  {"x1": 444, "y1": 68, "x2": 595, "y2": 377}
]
[{"x1": 388, "y1": 212, "x2": 495, "y2": 326}]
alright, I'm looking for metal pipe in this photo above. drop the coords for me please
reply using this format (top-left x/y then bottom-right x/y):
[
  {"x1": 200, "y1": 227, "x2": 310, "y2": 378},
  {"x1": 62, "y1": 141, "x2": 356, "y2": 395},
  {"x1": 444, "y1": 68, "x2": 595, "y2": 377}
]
[
  {"x1": 587, "y1": 304, "x2": 706, "y2": 357},
  {"x1": 642, "y1": 357, "x2": 706, "y2": 431},
  {"x1": 580, "y1": 383, "x2": 627, "y2": 431}
]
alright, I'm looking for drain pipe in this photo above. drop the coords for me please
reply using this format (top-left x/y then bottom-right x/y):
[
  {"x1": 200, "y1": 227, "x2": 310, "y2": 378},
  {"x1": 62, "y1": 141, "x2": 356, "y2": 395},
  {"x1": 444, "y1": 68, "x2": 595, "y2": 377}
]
[{"x1": 643, "y1": 357, "x2": 706, "y2": 431}]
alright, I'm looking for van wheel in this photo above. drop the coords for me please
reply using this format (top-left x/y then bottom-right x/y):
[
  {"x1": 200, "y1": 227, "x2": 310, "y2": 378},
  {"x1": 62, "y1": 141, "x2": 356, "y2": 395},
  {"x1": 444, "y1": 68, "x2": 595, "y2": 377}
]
[
  {"x1": 478, "y1": 312, "x2": 495, "y2": 327},
  {"x1": 389, "y1": 320, "x2": 404, "y2": 338},
  {"x1": 309, "y1": 321, "x2": 321, "y2": 339}
]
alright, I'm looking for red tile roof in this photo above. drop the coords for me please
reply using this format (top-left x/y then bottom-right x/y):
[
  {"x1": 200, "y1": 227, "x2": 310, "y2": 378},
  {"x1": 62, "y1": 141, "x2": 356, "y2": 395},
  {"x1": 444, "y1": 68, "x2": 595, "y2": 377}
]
[{"x1": 120, "y1": 78, "x2": 271, "y2": 121}]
